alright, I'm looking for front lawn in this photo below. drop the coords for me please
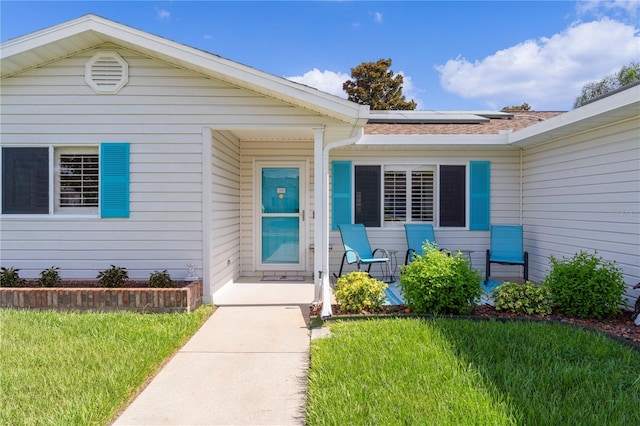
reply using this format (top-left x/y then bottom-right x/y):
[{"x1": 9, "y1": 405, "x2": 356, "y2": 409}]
[
  {"x1": 0, "y1": 306, "x2": 214, "y2": 425},
  {"x1": 306, "y1": 318, "x2": 640, "y2": 425}
]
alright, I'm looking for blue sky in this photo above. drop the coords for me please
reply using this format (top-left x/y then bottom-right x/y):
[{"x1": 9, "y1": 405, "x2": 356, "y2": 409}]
[{"x1": 2, "y1": 1, "x2": 639, "y2": 110}]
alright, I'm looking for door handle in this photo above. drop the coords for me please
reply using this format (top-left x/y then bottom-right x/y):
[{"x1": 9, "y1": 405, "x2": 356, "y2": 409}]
[{"x1": 302, "y1": 210, "x2": 305, "y2": 221}]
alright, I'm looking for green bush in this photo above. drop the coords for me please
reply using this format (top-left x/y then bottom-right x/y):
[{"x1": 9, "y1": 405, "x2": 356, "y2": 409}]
[
  {"x1": 37, "y1": 266, "x2": 62, "y2": 287},
  {"x1": 96, "y1": 265, "x2": 129, "y2": 288},
  {"x1": 399, "y1": 243, "x2": 482, "y2": 314},
  {"x1": 543, "y1": 251, "x2": 625, "y2": 319},
  {"x1": 149, "y1": 270, "x2": 173, "y2": 288},
  {"x1": 493, "y1": 281, "x2": 552, "y2": 316},
  {"x1": 334, "y1": 271, "x2": 388, "y2": 313},
  {"x1": 0, "y1": 267, "x2": 27, "y2": 288}
]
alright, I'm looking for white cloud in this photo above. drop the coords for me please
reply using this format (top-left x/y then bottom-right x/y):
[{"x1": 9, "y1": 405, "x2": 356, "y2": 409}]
[
  {"x1": 155, "y1": 8, "x2": 171, "y2": 21},
  {"x1": 373, "y1": 12, "x2": 383, "y2": 23},
  {"x1": 286, "y1": 69, "x2": 350, "y2": 98},
  {"x1": 436, "y1": 19, "x2": 640, "y2": 110},
  {"x1": 577, "y1": 0, "x2": 639, "y2": 19}
]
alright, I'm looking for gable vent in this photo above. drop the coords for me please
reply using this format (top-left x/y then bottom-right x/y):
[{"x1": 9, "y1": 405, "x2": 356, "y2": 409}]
[{"x1": 85, "y1": 51, "x2": 128, "y2": 94}]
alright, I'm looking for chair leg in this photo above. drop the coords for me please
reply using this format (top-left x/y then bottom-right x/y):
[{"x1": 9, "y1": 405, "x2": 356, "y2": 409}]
[
  {"x1": 523, "y1": 252, "x2": 529, "y2": 281},
  {"x1": 335, "y1": 252, "x2": 348, "y2": 279},
  {"x1": 485, "y1": 249, "x2": 491, "y2": 284}
]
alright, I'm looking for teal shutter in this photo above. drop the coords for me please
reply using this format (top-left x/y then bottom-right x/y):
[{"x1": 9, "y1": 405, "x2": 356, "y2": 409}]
[
  {"x1": 331, "y1": 161, "x2": 352, "y2": 230},
  {"x1": 100, "y1": 143, "x2": 130, "y2": 218},
  {"x1": 469, "y1": 161, "x2": 490, "y2": 230}
]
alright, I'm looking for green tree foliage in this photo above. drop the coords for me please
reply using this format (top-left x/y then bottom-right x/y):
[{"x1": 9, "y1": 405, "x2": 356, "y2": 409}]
[
  {"x1": 343, "y1": 58, "x2": 417, "y2": 110},
  {"x1": 573, "y1": 62, "x2": 640, "y2": 108},
  {"x1": 501, "y1": 103, "x2": 532, "y2": 112}
]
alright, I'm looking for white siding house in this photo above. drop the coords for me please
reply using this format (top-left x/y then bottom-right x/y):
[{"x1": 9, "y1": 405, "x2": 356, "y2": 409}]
[{"x1": 1, "y1": 15, "x2": 638, "y2": 312}]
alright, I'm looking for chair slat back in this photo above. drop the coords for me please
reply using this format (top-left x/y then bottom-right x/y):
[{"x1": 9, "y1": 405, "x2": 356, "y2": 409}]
[
  {"x1": 404, "y1": 224, "x2": 436, "y2": 256},
  {"x1": 490, "y1": 225, "x2": 524, "y2": 263},
  {"x1": 337, "y1": 224, "x2": 374, "y2": 263}
]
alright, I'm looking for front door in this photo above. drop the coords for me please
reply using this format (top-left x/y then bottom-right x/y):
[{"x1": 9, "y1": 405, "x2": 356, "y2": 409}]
[{"x1": 257, "y1": 162, "x2": 306, "y2": 270}]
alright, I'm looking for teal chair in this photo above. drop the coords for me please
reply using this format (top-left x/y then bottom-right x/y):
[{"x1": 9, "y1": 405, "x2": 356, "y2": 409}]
[
  {"x1": 485, "y1": 225, "x2": 528, "y2": 284},
  {"x1": 404, "y1": 223, "x2": 437, "y2": 264},
  {"x1": 335, "y1": 224, "x2": 390, "y2": 278}
]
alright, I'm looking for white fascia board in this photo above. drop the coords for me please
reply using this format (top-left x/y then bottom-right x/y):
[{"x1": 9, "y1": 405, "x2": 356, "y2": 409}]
[
  {"x1": 1, "y1": 14, "x2": 368, "y2": 124},
  {"x1": 1, "y1": 15, "x2": 97, "y2": 58},
  {"x1": 357, "y1": 134, "x2": 511, "y2": 147}
]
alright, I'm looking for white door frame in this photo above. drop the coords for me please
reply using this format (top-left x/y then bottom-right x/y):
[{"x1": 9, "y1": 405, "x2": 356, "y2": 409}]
[{"x1": 255, "y1": 160, "x2": 307, "y2": 271}]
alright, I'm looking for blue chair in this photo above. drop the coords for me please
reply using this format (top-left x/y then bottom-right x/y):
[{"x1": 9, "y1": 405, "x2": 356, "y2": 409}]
[
  {"x1": 335, "y1": 224, "x2": 390, "y2": 279},
  {"x1": 485, "y1": 225, "x2": 528, "y2": 284},
  {"x1": 404, "y1": 223, "x2": 437, "y2": 264}
]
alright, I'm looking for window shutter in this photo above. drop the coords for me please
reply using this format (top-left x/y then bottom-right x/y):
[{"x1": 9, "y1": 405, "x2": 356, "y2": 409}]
[
  {"x1": 469, "y1": 161, "x2": 490, "y2": 230},
  {"x1": 439, "y1": 165, "x2": 466, "y2": 227},
  {"x1": 331, "y1": 161, "x2": 351, "y2": 230},
  {"x1": 100, "y1": 143, "x2": 130, "y2": 218}
]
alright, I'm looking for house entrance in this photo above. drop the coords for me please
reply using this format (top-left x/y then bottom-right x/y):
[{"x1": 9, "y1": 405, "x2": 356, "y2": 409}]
[{"x1": 257, "y1": 162, "x2": 306, "y2": 271}]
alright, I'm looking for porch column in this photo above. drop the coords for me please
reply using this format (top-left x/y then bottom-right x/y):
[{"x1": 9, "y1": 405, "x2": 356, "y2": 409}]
[{"x1": 313, "y1": 127, "x2": 326, "y2": 303}]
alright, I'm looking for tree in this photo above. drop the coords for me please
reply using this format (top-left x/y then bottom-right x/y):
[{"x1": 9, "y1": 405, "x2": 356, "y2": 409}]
[
  {"x1": 343, "y1": 58, "x2": 417, "y2": 110},
  {"x1": 573, "y1": 62, "x2": 640, "y2": 108},
  {"x1": 502, "y1": 103, "x2": 532, "y2": 112}
]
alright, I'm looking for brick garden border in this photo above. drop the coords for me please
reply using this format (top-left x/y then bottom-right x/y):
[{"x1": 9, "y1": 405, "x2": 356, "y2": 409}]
[{"x1": 0, "y1": 280, "x2": 202, "y2": 313}]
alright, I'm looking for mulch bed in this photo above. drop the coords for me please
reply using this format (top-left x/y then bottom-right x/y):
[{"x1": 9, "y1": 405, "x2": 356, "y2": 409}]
[{"x1": 310, "y1": 304, "x2": 640, "y2": 347}]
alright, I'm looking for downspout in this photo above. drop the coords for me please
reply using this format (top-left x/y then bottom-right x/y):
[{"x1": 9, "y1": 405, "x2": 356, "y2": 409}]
[{"x1": 318, "y1": 127, "x2": 365, "y2": 319}]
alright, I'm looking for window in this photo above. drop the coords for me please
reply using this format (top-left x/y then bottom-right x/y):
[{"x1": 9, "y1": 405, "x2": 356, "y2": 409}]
[
  {"x1": 2, "y1": 144, "x2": 129, "y2": 217},
  {"x1": 354, "y1": 165, "x2": 438, "y2": 227},
  {"x1": 1, "y1": 147, "x2": 49, "y2": 214},
  {"x1": 384, "y1": 167, "x2": 435, "y2": 225},
  {"x1": 331, "y1": 161, "x2": 490, "y2": 230},
  {"x1": 55, "y1": 148, "x2": 99, "y2": 213}
]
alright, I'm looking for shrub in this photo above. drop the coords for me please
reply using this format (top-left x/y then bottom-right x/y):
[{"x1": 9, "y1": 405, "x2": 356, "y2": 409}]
[
  {"x1": 543, "y1": 251, "x2": 625, "y2": 319},
  {"x1": 0, "y1": 267, "x2": 27, "y2": 287},
  {"x1": 97, "y1": 265, "x2": 129, "y2": 288},
  {"x1": 149, "y1": 270, "x2": 173, "y2": 288},
  {"x1": 492, "y1": 281, "x2": 552, "y2": 316},
  {"x1": 334, "y1": 271, "x2": 388, "y2": 313},
  {"x1": 399, "y1": 243, "x2": 482, "y2": 314},
  {"x1": 37, "y1": 266, "x2": 62, "y2": 287}
]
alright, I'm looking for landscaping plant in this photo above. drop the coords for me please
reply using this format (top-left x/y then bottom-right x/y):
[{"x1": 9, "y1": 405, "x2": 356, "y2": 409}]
[
  {"x1": 97, "y1": 265, "x2": 129, "y2": 288},
  {"x1": 492, "y1": 281, "x2": 552, "y2": 316},
  {"x1": 0, "y1": 266, "x2": 26, "y2": 287},
  {"x1": 334, "y1": 271, "x2": 387, "y2": 313},
  {"x1": 36, "y1": 266, "x2": 62, "y2": 287},
  {"x1": 543, "y1": 250, "x2": 625, "y2": 319},
  {"x1": 399, "y1": 242, "x2": 482, "y2": 314},
  {"x1": 149, "y1": 270, "x2": 173, "y2": 288}
]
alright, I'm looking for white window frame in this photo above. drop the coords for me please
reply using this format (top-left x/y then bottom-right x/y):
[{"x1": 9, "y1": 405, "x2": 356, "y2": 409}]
[
  {"x1": 54, "y1": 147, "x2": 99, "y2": 215},
  {"x1": 1, "y1": 145, "x2": 100, "y2": 217}
]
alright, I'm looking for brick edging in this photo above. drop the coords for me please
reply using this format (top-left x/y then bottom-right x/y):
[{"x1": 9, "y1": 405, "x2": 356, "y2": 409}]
[{"x1": 0, "y1": 280, "x2": 203, "y2": 313}]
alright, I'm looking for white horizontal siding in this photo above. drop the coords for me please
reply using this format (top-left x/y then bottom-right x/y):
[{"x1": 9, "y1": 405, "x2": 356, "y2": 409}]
[
  {"x1": 0, "y1": 45, "x2": 342, "y2": 283},
  {"x1": 209, "y1": 130, "x2": 241, "y2": 294},
  {"x1": 522, "y1": 119, "x2": 640, "y2": 299}
]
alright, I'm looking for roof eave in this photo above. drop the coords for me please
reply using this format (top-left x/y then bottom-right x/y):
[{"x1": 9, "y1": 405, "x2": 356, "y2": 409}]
[
  {"x1": 508, "y1": 85, "x2": 640, "y2": 147},
  {"x1": 1, "y1": 14, "x2": 368, "y2": 124}
]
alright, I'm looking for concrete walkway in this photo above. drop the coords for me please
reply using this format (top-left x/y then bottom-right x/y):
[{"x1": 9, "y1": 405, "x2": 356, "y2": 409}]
[{"x1": 113, "y1": 279, "x2": 315, "y2": 425}]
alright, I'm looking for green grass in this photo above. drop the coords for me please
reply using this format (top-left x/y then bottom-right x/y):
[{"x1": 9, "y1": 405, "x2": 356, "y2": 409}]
[
  {"x1": 306, "y1": 318, "x2": 640, "y2": 426},
  {"x1": 0, "y1": 306, "x2": 214, "y2": 426}
]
